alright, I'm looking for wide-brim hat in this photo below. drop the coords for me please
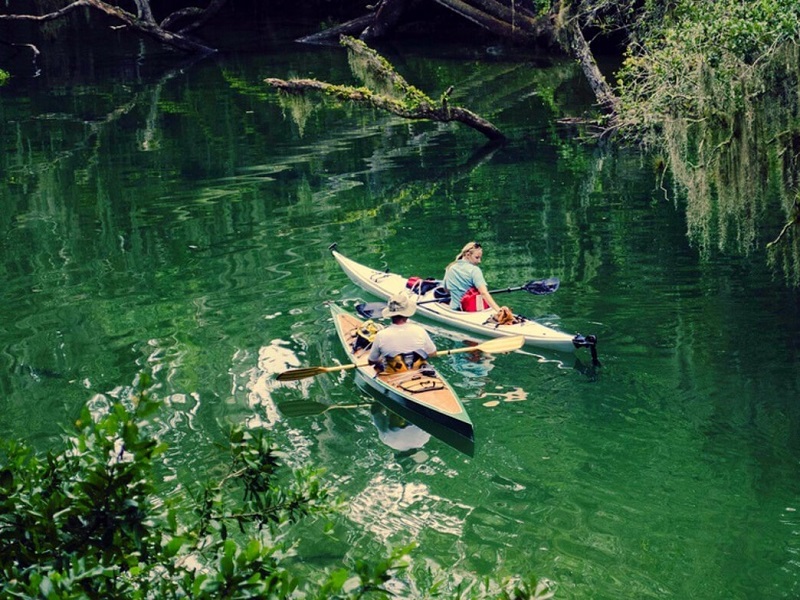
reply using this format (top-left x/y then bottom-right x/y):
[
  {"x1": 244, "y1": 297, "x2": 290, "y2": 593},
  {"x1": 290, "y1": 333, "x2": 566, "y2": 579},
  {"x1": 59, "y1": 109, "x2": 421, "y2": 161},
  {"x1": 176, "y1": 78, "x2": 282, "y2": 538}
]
[{"x1": 382, "y1": 292, "x2": 416, "y2": 318}]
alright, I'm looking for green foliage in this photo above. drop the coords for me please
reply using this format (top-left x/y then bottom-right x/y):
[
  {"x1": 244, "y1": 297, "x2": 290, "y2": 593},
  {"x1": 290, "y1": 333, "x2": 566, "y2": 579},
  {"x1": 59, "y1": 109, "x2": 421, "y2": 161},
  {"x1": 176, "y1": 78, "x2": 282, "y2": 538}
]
[
  {"x1": 0, "y1": 69, "x2": 9, "y2": 86},
  {"x1": 0, "y1": 381, "x2": 552, "y2": 599},
  {"x1": 615, "y1": 0, "x2": 800, "y2": 131},
  {"x1": 0, "y1": 385, "x2": 401, "y2": 598}
]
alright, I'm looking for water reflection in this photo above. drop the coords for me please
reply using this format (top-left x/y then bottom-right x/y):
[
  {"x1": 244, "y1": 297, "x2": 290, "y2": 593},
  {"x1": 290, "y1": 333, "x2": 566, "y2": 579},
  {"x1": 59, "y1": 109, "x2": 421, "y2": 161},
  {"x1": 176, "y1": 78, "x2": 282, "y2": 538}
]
[
  {"x1": 660, "y1": 42, "x2": 800, "y2": 286},
  {"x1": 370, "y1": 403, "x2": 431, "y2": 454},
  {"x1": 354, "y1": 373, "x2": 476, "y2": 457},
  {"x1": 1, "y1": 32, "x2": 800, "y2": 599},
  {"x1": 347, "y1": 470, "x2": 472, "y2": 542}
]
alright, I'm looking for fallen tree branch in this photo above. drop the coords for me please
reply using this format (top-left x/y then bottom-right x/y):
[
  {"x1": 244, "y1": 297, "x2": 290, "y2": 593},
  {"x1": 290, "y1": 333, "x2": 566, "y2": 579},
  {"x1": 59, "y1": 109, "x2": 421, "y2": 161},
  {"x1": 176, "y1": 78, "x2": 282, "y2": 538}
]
[
  {"x1": 0, "y1": 0, "x2": 92, "y2": 22},
  {"x1": 266, "y1": 77, "x2": 505, "y2": 141},
  {"x1": 296, "y1": 14, "x2": 376, "y2": 44},
  {"x1": 161, "y1": 0, "x2": 229, "y2": 35},
  {"x1": 0, "y1": 0, "x2": 217, "y2": 55},
  {"x1": 265, "y1": 36, "x2": 505, "y2": 142}
]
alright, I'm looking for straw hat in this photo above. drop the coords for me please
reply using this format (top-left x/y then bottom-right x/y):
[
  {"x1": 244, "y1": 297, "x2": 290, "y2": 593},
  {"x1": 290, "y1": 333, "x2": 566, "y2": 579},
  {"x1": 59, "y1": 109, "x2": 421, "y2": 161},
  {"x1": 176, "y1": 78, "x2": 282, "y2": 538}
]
[{"x1": 382, "y1": 292, "x2": 417, "y2": 318}]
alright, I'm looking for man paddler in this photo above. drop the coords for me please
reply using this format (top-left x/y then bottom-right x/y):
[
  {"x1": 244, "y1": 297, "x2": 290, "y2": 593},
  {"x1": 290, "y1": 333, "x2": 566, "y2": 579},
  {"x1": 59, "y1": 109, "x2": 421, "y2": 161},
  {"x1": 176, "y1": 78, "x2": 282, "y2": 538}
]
[{"x1": 368, "y1": 292, "x2": 436, "y2": 374}]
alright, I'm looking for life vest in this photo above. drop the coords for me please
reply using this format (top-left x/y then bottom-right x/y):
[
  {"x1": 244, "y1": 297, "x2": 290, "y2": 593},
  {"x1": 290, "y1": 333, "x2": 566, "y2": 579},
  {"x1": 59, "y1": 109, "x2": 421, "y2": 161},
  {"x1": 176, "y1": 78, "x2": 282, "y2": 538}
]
[
  {"x1": 384, "y1": 352, "x2": 427, "y2": 374},
  {"x1": 406, "y1": 276, "x2": 440, "y2": 295}
]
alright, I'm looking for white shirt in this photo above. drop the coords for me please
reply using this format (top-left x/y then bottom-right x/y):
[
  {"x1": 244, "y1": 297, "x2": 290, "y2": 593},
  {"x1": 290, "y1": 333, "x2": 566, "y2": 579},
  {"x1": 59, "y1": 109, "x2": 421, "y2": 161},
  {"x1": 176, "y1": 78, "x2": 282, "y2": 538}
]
[{"x1": 368, "y1": 321, "x2": 436, "y2": 361}]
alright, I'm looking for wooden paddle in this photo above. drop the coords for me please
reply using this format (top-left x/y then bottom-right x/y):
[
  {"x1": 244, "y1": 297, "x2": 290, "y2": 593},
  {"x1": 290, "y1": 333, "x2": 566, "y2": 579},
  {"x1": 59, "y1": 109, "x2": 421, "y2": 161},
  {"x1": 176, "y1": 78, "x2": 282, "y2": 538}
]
[{"x1": 275, "y1": 335, "x2": 525, "y2": 381}]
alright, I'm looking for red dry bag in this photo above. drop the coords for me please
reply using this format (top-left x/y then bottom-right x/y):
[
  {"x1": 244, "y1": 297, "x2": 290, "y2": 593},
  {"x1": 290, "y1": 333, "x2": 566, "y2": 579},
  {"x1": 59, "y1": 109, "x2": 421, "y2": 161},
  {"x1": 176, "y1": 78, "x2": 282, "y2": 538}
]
[{"x1": 460, "y1": 287, "x2": 487, "y2": 311}]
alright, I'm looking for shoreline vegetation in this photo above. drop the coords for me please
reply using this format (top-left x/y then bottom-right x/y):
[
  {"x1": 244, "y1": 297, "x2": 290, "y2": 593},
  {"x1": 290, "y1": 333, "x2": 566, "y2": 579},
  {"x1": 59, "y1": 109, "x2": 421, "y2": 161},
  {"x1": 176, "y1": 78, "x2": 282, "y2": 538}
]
[
  {"x1": 1, "y1": 2, "x2": 799, "y2": 596},
  {"x1": 0, "y1": 389, "x2": 554, "y2": 599},
  {"x1": 1, "y1": 1, "x2": 798, "y2": 265}
]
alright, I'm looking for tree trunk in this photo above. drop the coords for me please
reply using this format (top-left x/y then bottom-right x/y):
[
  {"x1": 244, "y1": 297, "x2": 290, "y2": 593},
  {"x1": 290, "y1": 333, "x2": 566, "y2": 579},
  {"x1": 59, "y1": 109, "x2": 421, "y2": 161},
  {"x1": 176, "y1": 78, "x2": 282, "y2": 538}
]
[
  {"x1": 554, "y1": 2, "x2": 618, "y2": 112},
  {"x1": 361, "y1": 0, "x2": 411, "y2": 40}
]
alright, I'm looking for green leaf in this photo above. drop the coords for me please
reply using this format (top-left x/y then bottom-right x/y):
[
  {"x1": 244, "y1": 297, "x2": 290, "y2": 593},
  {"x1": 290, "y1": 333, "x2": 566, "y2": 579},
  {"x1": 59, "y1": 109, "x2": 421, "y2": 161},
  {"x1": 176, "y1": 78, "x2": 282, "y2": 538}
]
[{"x1": 164, "y1": 536, "x2": 186, "y2": 558}]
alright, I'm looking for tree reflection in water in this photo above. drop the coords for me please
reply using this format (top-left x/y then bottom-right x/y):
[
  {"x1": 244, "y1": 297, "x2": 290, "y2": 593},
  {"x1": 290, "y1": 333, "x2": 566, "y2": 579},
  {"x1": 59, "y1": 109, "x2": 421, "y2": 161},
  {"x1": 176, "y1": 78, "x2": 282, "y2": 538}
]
[{"x1": 659, "y1": 43, "x2": 800, "y2": 286}]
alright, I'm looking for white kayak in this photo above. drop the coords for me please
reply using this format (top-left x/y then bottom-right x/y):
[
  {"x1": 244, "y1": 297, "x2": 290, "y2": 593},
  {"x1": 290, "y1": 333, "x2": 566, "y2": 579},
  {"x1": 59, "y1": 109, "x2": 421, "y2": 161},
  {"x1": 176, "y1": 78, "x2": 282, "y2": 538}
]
[{"x1": 330, "y1": 245, "x2": 598, "y2": 359}]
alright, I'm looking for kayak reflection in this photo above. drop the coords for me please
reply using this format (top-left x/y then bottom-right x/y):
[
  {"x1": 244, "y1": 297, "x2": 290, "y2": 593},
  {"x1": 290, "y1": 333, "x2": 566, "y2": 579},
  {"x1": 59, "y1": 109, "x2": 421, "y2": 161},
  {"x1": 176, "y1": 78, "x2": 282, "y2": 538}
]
[{"x1": 370, "y1": 403, "x2": 431, "y2": 453}]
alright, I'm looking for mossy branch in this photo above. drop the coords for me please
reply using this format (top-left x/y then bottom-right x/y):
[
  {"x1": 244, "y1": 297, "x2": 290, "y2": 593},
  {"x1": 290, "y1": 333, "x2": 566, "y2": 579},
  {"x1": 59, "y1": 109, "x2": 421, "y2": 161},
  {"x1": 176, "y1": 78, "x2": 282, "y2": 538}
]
[{"x1": 264, "y1": 36, "x2": 505, "y2": 142}]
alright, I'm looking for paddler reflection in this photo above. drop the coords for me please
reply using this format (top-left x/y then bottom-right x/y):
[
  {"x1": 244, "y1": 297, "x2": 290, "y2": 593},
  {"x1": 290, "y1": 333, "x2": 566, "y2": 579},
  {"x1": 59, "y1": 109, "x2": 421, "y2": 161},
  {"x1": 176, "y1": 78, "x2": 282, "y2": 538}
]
[{"x1": 370, "y1": 403, "x2": 430, "y2": 452}]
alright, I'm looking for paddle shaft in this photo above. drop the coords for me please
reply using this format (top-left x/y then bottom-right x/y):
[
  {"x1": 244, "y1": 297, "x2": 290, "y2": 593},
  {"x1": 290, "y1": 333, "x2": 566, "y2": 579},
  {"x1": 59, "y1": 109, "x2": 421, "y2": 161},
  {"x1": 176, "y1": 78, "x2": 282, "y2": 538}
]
[
  {"x1": 417, "y1": 283, "x2": 530, "y2": 306},
  {"x1": 277, "y1": 400, "x2": 369, "y2": 417},
  {"x1": 276, "y1": 335, "x2": 524, "y2": 381}
]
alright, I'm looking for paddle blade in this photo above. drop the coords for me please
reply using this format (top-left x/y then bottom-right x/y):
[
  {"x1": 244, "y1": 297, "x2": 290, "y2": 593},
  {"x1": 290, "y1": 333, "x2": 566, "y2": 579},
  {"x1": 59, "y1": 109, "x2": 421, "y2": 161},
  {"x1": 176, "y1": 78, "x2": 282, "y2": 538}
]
[
  {"x1": 356, "y1": 302, "x2": 387, "y2": 319},
  {"x1": 524, "y1": 278, "x2": 560, "y2": 295},
  {"x1": 438, "y1": 335, "x2": 525, "y2": 357},
  {"x1": 277, "y1": 400, "x2": 370, "y2": 417},
  {"x1": 476, "y1": 335, "x2": 525, "y2": 354},
  {"x1": 275, "y1": 366, "x2": 328, "y2": 381}
]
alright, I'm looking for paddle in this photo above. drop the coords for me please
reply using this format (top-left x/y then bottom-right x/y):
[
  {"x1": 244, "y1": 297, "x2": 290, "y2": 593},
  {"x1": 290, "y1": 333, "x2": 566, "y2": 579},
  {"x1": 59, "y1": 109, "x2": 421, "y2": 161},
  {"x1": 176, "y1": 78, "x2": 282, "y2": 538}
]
[
  {"x1": 356, "y1": 278, "x2": 560, "y2": 319},
  {"x1": 277, "y1": 400, "x2": 368, "y2": 417},
  {"x1": 275, "y1": 335, "x2": 525, "y2": 381}
]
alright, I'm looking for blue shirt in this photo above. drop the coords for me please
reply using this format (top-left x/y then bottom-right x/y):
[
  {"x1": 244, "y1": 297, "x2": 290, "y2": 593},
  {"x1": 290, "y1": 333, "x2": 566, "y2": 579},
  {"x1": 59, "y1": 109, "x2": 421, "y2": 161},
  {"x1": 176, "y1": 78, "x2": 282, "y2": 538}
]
[{"x1": 443, "y1": 260, "x2": 486, "y2": 310}]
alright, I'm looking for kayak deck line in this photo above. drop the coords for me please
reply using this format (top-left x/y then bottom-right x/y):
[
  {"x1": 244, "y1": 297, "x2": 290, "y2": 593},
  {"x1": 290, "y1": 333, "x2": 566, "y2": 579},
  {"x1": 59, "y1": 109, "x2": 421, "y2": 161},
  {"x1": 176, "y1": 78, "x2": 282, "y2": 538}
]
[{"x1": 328, "y1": 243, "x2": 599, "y2": 364}]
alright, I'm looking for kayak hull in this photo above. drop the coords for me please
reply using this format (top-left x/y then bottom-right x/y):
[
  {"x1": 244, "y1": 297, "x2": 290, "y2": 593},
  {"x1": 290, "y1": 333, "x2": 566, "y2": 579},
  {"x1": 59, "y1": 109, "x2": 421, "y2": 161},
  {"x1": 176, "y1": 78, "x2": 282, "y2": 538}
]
[
  {"x1": 332, "y1": 248, "x2": 580, "y2": 354},
  {"x1": 330, "y1": 304, "x2": 474, "y2": 447}
]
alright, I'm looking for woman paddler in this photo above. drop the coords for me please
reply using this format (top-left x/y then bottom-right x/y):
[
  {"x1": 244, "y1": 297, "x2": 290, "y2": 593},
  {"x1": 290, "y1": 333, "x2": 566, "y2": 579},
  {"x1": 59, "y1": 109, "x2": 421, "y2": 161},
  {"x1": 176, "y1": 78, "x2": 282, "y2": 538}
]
[{"x1": 442, "y1": 241, "x2": 511, "y2": 318}]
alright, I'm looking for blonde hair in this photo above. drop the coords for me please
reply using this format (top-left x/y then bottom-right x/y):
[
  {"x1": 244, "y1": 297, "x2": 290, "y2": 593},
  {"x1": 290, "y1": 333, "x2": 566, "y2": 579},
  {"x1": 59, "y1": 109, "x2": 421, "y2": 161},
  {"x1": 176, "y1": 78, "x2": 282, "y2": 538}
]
[
  {"x1": 455, "y1": 241, "x2": 481, "y2": 261},
  {"x1": 446, "y1": 241, "x2": 482, "y2": 270}
]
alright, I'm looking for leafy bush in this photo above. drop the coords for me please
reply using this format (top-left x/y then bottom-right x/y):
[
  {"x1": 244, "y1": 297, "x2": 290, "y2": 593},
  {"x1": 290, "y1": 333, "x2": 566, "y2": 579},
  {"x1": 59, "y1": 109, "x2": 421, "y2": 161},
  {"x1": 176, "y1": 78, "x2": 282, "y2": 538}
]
[
  {"x1": 0, "y1": 389, "x2": 405, "y2": 598},
  {"x1": 0, "y1": 383, "x2": 554, "y2": 599},
  {"x1": 615, "y1": 0, "x2": 800, "y2": 131}
]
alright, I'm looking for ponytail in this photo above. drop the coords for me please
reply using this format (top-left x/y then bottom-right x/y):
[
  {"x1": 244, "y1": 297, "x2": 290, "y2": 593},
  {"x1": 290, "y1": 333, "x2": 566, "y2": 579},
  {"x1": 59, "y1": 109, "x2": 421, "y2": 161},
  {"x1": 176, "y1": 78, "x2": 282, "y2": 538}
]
[{"x1": 455, "y1": 241, "x2": 481, "y2": 261}]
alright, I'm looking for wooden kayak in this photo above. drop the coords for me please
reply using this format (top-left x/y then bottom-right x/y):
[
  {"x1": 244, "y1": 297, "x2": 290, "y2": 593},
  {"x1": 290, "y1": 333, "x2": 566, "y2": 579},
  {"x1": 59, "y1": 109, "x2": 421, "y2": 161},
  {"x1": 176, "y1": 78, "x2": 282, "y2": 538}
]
[
  {"x1": 330, "y1": 245, "x2": 598, "y2": 358},
  {"x1": 330, "y1": 304, "x2": 475, "y2": 450}
]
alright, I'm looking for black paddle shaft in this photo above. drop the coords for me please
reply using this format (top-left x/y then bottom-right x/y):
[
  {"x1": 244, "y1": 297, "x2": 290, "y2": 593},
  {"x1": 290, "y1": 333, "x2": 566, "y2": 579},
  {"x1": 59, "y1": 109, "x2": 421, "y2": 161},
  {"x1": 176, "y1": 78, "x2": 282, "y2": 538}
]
[
  {"x1": 421, "y1": 278, "x2": 559, "y2": 304},
  {"x1": 355, "y1": 278, "x2": 560, "y2": 320}
]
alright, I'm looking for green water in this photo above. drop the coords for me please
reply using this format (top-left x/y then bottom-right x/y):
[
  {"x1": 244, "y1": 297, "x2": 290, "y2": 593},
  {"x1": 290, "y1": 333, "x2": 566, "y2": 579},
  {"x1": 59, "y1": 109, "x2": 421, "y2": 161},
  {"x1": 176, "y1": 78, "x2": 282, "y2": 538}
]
[{"x1": 1, "y1": 25, "x2": 799, "y2": 599}]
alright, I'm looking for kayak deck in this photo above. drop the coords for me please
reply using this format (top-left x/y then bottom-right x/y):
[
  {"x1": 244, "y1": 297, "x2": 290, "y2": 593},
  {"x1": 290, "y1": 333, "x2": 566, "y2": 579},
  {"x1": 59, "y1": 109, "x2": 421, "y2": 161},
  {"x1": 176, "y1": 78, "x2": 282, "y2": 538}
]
[
  {"x1": 331, "y1": 247, "x2": 594, "y2": 355},
  {"x1": 330, "y1": 304, "x2": 474, "y2": 445}
]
